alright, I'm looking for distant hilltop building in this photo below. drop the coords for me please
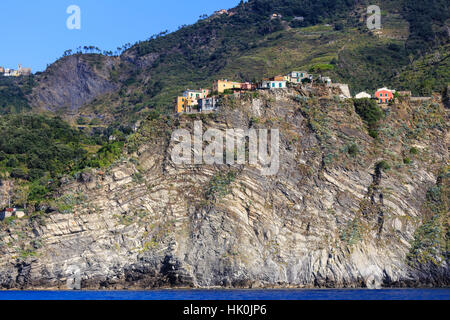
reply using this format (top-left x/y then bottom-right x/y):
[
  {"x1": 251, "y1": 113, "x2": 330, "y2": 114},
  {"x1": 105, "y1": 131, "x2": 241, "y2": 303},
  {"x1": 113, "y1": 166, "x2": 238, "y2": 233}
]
[
  {"x1": 287, "y1": 71, "x2": 309, "y2": 84},
  {"x1": 213, "y1": 9, "x2": 228, "y2": 17},
  {"x1": 0, "y1": 64, "x2": 32, "y2": 77},
  {"x1": 270, "y1": 13, "x2": 282, "y2": 20},
  {"x1": 17, "y1": 64, "x2": 32, "y2": 76},
  {"x1": 375, "y1": 87, "x2": 396, "y2": 104},
  {"x1": 260, "y1": 76, "x2": 287, "y2": 89},
  {"x1": 355, "y1": 91, "x2": 372, "y2": 99},
  {"x1": 213, "y1": 79, "x2": 241, "y2": 93}
]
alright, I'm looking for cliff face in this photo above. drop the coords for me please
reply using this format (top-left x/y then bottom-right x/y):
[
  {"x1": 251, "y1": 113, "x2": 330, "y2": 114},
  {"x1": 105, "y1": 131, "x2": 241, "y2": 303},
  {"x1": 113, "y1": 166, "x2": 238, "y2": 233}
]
[
  {"x1": 29, "y1": 55, "x2": 119, "y2": 114},
  {"x1": 0, "y1": 87, "x2": 448, "y2": 289}
]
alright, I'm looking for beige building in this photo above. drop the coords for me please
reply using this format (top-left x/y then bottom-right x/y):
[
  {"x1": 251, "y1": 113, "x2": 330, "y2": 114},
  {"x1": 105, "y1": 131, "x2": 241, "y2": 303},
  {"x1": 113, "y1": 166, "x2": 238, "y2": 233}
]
[{"x1": 17, "y1": 64, "x2": 32, "y2": 76}]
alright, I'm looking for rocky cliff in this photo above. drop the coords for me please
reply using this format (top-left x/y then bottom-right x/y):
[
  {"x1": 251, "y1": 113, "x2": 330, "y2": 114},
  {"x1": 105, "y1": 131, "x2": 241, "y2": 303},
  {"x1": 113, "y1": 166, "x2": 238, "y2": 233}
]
[
  {"x1": 0, "y1": 86, "x2": 448, "y2": 289},
  {"x1": 29, "y1": 55, "x2": 119, "y2": 115}
]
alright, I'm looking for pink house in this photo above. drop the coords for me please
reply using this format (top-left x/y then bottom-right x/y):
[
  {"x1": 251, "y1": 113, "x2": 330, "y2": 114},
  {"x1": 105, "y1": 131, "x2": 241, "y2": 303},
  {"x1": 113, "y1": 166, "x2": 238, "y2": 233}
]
[
  {"x1": 375, "y1": 87, "x2": 395, "y2": 104},
  {"x1": 240, "y1": 82, "x2": 257, "y2": 91}
]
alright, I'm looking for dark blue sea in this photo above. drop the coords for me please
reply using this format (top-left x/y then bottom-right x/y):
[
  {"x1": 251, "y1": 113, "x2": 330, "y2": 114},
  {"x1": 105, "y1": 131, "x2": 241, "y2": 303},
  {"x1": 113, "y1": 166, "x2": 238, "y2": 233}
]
[{"x1": 0, "y1": 289, "x2": 449, "y2": 300}]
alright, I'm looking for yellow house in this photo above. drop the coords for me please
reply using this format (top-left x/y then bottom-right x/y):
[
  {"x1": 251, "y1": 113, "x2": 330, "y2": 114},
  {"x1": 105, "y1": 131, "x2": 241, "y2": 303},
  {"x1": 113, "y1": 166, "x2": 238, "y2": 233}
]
[
  {"x1": 213, "y1": 80, "x2": 241, "y2": 93},
  {"x1": 175, "y1": 96, "x2": 188, "y2": 113},
  {"x1": 175, "y1": 96, "x2": 197, "y2": 113}
]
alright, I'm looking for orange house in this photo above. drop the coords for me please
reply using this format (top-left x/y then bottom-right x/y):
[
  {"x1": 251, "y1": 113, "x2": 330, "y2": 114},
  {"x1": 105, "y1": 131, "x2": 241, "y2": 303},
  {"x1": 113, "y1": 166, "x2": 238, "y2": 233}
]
[{"x1": 375, "y1": 87, "x2": 395, "y2": 104}]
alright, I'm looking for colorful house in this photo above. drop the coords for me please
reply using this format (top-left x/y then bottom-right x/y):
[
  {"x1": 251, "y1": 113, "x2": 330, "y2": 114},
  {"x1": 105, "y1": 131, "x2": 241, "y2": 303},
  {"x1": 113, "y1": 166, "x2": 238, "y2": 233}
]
[
  {"x1": 260, "y1": 76, "x2": 287, "y2": 89},
  {"x1": 183, "y1": 89, "x2": 209, "y2": 100},
  {"x1": 240, "y1": 82, "x2": 257, "y2": 91},
  {"x1": 213, "y1": 80, "x2": 241, "y2": 93},
  {"x1": 183, "y1": 88, "x2": 209, "y2": 105},
  {"x1": 375, "y1": 87, "x2": 395, "y2": 104},
  {"x1": 175, "y1": 96, "x2": 188, "y2": 113}
]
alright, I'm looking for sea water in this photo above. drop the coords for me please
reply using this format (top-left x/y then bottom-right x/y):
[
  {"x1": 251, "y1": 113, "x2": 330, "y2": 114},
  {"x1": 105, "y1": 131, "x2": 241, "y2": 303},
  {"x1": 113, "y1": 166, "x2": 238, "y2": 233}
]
[{"x1": 0, "y1": 289, "x2": 449, "y2": 300}]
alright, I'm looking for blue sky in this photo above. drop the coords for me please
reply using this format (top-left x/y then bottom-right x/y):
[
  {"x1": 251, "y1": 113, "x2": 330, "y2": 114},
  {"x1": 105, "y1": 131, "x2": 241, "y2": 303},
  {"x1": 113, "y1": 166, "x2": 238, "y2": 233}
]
[{"x1": 0, "y1": 0, "x2": 241, "y2": 72}]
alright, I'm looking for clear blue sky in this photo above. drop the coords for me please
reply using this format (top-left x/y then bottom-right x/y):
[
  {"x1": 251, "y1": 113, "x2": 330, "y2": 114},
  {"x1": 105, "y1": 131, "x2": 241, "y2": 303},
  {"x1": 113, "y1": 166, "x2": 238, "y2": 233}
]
[{"x1": 0, "y1": 0, "x2": 241, "y2": 72}]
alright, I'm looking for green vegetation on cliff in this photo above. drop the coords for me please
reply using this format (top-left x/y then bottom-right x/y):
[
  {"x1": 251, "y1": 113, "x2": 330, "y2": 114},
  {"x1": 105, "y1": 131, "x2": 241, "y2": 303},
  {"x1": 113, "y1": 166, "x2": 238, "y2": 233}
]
[
  {"x1": 0, "y1": 115, "x2": 127, "y2": 205},
  {"x1": 408, "y1": 168, "x2": 449, "y2": 267}
]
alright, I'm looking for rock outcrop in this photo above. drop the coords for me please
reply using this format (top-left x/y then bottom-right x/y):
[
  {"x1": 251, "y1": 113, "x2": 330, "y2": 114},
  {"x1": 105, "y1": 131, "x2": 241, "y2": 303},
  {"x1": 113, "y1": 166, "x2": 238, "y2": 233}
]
[
  {"x1": 29, "y1": 55, "x2": 119, "y2": 114},
  {"x1": 0, "y1": 87, "x2": 448, "y2": 289}
]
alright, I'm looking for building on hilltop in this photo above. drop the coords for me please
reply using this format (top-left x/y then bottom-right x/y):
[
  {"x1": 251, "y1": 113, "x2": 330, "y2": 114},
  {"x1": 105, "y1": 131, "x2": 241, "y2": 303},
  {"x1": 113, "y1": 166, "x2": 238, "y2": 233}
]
[
  {"x1": 3, "y1": 68, "x2": 14, "y2": 76},
  {"x1": 355, "y1": 91, "x2": 372, "y2": 99},
  {"x1": 183, "y1": 88, "x2": 209, "y2": 105},
  {"x1": 260, "y1": 76, "x2": 287, "y2": 89},
  {"x1": 17, "y1": 64, "x2": 32, "y2": 76},
  {"x1": 213, "y1": 9, "x2": 228, "y2": 17},
  {"x1": 198, "y1": 97, "x2": 218, "y2": 112},
  {"x1": 375, "y1": 87, "x2": 396, "y2": 104},
  {"x1": 287, "y1": 71, "x2": 309, "y2": 84},
  {"x1": 213, "y1": 79, "x2": 241, "y2": 93},
  {"x1": 319, "y1": 76, "x2": 332, "y2": 85},
  {"x1": 175, "y1": 88, "x2": 210, "y2": 113},
  {"x1": 270, "y1": 13, "x2": 282, "y2": 20},
  {"x1": 175, "y1": 96, "x2": 189, "y2": 113},
  {"x1": 0, "y1": 64, "x2": 32, "y2": 77},
  {"x1": 240, "y1": 82, "x2": 257, "y2": 91}
]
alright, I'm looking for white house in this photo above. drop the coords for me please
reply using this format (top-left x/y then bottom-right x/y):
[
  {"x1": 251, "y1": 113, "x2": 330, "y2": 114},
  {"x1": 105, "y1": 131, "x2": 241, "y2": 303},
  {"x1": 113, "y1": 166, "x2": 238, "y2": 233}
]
[
  {"x1": 319, "y1": 76, "x2": 332, "y2": 85},
  {"x1": 261, "y1": 80, "x2": 287, "y2": 89},
  {"x1": 355, "y1": 91, "x2": 372, "y2": 99}
]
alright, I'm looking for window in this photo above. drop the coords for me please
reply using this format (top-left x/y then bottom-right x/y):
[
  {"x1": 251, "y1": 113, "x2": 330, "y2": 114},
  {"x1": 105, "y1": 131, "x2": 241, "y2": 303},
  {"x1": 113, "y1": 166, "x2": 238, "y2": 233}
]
[
  {"x1": 301, "y1": 73, "x2": 303, "y2": 77},
  {"x1": 385, "y1": 93, "x2": 388, "y2": 97},
  {"x1": 380, "y1": 99, "x2": 382, "y2": 103},
  {"x1": 279, "y1": 83, "x2": 282, "y2": 88},
  {"x1": 272, "y1": 83, "x2": 275, "y2": 88},
  {"x1": 380, "y1": 93, "x2": 383, "y2": 97}
]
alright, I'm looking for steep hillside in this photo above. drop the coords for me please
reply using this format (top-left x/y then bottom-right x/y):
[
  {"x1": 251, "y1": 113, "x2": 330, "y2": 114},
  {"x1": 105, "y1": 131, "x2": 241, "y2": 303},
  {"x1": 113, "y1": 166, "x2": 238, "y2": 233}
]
[
  {"x1": 393, "y1": 44, "x2": 450, "y2": 95},
  {"x1": 3, "y1": 0, "x2": 444, "y2": 126},
  {"x1": 0, "y1": 87, "x2": 448, "y2": 289},
  {"x1": 29, "y1": 55, "x2": 120, "y2": 115}
]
